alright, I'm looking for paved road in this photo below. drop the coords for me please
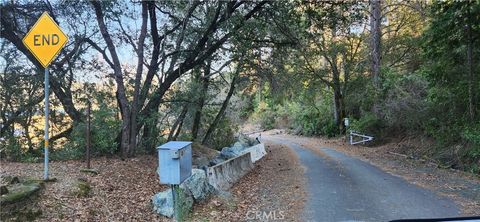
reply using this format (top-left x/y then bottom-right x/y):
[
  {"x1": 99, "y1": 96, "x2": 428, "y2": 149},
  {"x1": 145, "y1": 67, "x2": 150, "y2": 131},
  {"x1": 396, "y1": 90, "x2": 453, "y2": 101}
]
[{"x1": 266, "y1": 136, "x2": 460, "y2": 222}]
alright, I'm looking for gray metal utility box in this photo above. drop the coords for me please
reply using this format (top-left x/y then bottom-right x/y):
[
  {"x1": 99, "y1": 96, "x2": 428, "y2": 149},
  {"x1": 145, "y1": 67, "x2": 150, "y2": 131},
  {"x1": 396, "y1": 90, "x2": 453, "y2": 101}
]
[{"x1": 157, "y1": 141, "x2": 192, "y2": 185}]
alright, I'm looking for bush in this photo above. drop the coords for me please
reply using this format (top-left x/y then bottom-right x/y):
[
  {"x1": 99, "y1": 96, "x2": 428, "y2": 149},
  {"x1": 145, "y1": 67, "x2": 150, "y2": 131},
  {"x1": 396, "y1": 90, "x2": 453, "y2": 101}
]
[
  {"x1": 50, "y1": 145, "x2": 84, "y2": 161},
  {"x1": 254, "y1": 101, "x2": 276, "y2": 130},
  {"x1": 462, "y1": 123, "x2": 480, "y2": 171},
  {"x1": 57, "y1": 106, "x2": 120, "y2": 160},
  {"x1": 1, "y1": 138, "x2": 24, "y2": 162},
  {"x1": 379, "y1": 71, "x2": 429, "y2": 131},
  {"x1": 0, "y1": 137, "x2": 38, "y2": 162},
  {"x1": 203, "y1": 117, "x2": 237, "y2": 150},
  {"x1": 252, "y1": 91, "x2": 338, "y2": 137},
  {"x1": 349, "y1": 112, "x2": 384, "y2": 137},
  {"x1": 289, "y1": 92, "x2": 338, "y2": 137}
]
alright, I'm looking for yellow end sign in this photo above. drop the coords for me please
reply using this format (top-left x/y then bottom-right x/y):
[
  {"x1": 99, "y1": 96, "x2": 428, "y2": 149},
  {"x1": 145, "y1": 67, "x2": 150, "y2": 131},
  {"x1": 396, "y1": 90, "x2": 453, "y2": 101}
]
[{"x1": 22, "y1": 12, "x2": 68, "y2": 68}]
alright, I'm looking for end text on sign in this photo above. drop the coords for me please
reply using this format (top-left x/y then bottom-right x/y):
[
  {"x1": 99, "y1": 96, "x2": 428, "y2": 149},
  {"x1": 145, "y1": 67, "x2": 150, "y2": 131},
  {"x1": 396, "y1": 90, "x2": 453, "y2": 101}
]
[{"x1": 33, "y1": 34, "x2": 60, "y2": 46}]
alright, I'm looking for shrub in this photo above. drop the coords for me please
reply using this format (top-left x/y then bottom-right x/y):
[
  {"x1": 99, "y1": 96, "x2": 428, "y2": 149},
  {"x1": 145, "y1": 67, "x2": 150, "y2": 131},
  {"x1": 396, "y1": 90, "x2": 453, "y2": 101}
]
[
  {"x1": 254, "y1": 101, "x2": 276, "y2": 130},
  {"x1": 50, "y1": 145, "x2": 84, "y2": 161},
  {"x1": 0, "y1": 137, "x2": 38, "y2": 162},
  {"x1": 1, "y1": 138, "x2": 23, "y2": 162},
  {"x1": 379, "y1": 72, "x2": 429, "y2": 131},
  {"x1": 349, "y1": 112, "x2": 384, "y2": 137},
  {"x1": 57, "y1": 106, "x2": 120, "y2": 160},
  {"x1": 462, "y1": 123, "x2": 480, "y2": 164},
  {"x1": 203, "y1": 117, "x2": 237, "y2": 150},
  {"x1": 254, "y1": 92, "x2": 338, "y2": 137}
]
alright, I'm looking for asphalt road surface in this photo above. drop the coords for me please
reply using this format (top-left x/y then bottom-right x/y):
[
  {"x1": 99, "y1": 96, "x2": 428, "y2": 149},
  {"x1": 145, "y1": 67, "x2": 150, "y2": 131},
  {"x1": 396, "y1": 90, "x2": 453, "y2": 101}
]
[{"x1": 266, "y1": 136, "x2": 460, "y2": 222}]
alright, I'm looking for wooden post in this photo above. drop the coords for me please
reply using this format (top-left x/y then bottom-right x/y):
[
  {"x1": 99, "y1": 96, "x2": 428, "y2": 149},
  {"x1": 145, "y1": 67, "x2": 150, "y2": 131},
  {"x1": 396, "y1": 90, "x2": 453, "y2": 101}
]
[{"x1": 86, "y1": 100, "x2": 91, "y2": 169}]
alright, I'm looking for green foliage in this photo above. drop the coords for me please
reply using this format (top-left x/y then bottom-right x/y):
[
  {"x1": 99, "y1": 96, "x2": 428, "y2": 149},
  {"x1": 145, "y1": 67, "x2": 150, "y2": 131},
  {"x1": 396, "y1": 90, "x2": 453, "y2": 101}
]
[
  {"x1": 56, "y1": 105, "x2": 120, "y2": 160},
  {"x1": 255, "y1": 101, "x2": 276, "y2": 130},
  {"x1": 288, "y1": 99, "x2": 337, "y2": 137},
  {"x1": 380, "y1": 70, "x2": 429, "y2": 131},
  {"x1": 239, "y1": 96, "x2": 256, "y2": 120},
  {"x1": 203, "y1": 117, "x2": 237, "y2": 150},
  {"x1": 0, "y1": 138, "x2": 38, "y2": 162},
  {"x1": 419, "y1": 1, "x2": 480, "y2": 170},
  {"x1": 462, "y1": 123, "x2": 480, "y2": 160},
  {"x1": 1, "y1": 138, "x2": 24, "y2": 162},
  {"x1": 349, "y1": 112, "x2": 383, "y2": 137},
  {"x1": 50, "y1": 145, "x2": 84, "y2": 161},
  {"x1": 90, "y1": 106, "x2": 121, "y2": 155},
  {"x1": 346, "y1": 69, "x2": 429, "y2": 133},
  {"x1": 252, "y1": 87, "x2": 338, "y2": 137}
]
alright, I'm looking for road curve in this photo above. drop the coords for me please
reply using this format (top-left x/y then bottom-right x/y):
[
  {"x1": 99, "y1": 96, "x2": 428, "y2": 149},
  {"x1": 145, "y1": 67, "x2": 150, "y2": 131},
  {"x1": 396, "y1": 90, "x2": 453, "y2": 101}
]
[{"x1": 265, "y1": 136, "x2": 460, "y2": 222}]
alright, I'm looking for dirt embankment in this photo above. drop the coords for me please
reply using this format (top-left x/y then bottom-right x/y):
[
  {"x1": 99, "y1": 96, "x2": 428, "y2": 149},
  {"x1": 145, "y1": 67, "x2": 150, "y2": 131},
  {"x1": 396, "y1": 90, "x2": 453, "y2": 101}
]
[{"x1": 264, "y1": 130, "x2": 480, "y2": 216}]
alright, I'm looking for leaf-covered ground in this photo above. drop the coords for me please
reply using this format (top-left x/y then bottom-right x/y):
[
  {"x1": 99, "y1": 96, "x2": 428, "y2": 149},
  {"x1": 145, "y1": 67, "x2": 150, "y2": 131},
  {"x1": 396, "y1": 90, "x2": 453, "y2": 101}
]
[
  {"x1": 0, "y1": 142, "x2": 307, "y2": 221},
  {"x1": 1, "y1": 156, "x2": 167, "y2": 221},
  {"x1": 191, "y1": 142, "x2": 306, "y2": 221}
]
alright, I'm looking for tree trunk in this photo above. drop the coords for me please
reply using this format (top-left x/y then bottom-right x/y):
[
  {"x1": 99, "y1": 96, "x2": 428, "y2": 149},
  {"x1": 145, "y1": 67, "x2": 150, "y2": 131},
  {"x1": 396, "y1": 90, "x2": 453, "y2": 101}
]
[
  {"x1": 333, "y1": 86, "x2": 345, "y2": 133},
  {"x1": 24, "y1": 110, "x2": 34, "y2": 153},
  {"x1": 202, "y1": 75, "x2": 238, "y2": 145},
  {"x1": 168, "y1": 106, "x2": 188, "y2": 141},
  {"x1": 466, "y1": 4, "x2": 476, "y2": 121},
  {"x1": 191, "y1": 61, "x2": 211, "y2": 141},
  {"x1": 191, "y1": 79, "x2": 209, "y2": 141},
  {"x1": 370, "y1": 0, "x2": 382, "y2": 87},
  {"x1": 86, "y1": 101, "x2": 91, "y2": 169},
  {"x1": 128, "y1": 2, "x2": 148, "y2": 157},
  {"x1": 138, "y1": 1, "x2": 266, "y2": 144},
  {"x1": 172, "y1": 114, "x2": 186, "y2": 141},
  {"x1": 92, "y1": 1, "x2": 131, "y2": 159},
  {"x1": 330, "y1": 53, "x2": 345, "y2": 133},
  {"x1": 142, "y1": 116, "x2": 158, "y2": 154}
]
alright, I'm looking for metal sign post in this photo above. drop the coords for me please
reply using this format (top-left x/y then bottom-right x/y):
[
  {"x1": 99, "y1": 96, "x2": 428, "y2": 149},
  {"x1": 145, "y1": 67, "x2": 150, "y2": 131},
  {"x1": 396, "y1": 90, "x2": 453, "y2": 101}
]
[
  {"x1": 171, "y1": 184, "x2": 179, "y2": 222},
  {"x1": 86, "y1": 100, "x2": 91, "y2": 169},
  {"x1": 157, "y1": 141, "x2": 192, "y2": 221},
  {"x1": 44, "y1": 68, "x2": 49, "y2": 180},
  {"x1": 22, "y1": 12, "x2": 68, "y2": 180},
  {"x1": 344, "y1": 118, "x2": 349, "y2": 142}
]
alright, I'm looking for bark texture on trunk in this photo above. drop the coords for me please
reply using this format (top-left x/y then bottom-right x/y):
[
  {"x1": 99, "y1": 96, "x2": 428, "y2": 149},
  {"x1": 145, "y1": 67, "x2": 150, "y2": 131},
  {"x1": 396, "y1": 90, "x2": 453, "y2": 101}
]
[
  {"x1": 191, "y1": 62, "x2": 211, "y2": 141},
  {"x1": 202, "y1": 75, "x2": 238, "y2": 145},
  {"x1": 168, "y1": 106, "x2": 188, "y2": 141},
  {"x1": 172, "y1": 113, "x2": 186, "y2": 141},
  {"x1": 370, "y1": 0, "x2": 382, "y2": 87},
  {"x1": 92, "y1": 1, "x2": 131, "y2": 158},
  {"x1": 466, "y1": 5, "x2": 476, "y2": 121},
  {"x1": 128, "y1": 2, "x2": 148, "y2": 156}
]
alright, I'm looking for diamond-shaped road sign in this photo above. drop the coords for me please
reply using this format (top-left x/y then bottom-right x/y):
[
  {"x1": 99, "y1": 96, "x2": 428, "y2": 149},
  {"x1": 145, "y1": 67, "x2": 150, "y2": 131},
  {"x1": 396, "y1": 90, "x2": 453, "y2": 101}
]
[
  {"x1": 22, "y1": 12, "x2": 68, "y2": 68},
  {"x1": 22, "y1": 12, "x2": 69, "y2": 180}
]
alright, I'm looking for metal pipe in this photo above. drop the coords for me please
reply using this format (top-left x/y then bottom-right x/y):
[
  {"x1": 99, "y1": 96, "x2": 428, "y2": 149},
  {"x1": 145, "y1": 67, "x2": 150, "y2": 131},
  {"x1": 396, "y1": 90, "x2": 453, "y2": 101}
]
[
  {"x1": 44, "y1": 68, "x2": 49, "y2": 180},
  {"x1": 171, "y1": 184, "x2": 178, "y2": 221},
  {"x1": 86, "y1": 101, "x2": 91, "y2": 169}
]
